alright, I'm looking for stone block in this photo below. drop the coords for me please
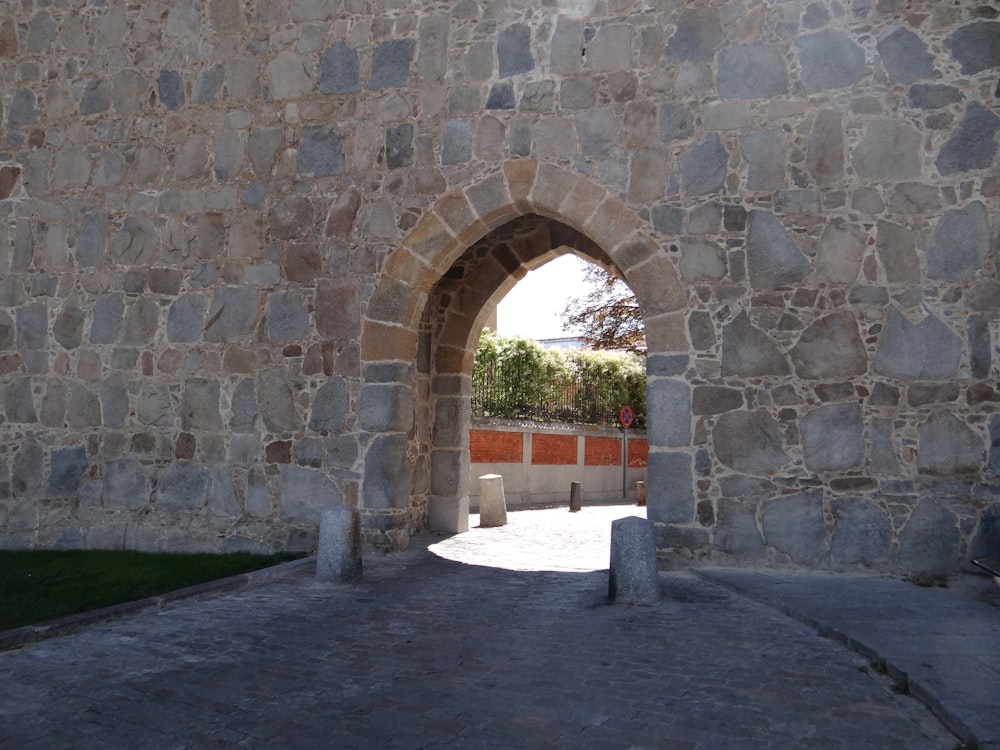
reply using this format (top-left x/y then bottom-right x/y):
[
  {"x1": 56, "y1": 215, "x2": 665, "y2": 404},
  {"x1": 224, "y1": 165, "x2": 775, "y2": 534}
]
[
  {"x1": 48, "y1": 446, "x2": 88, "y2": 495},
  {"x1": 761, "y1": 491, "x2": 827, "y2": 566},
  {"x1": 721, "y1": 312, "x2": 790, "y2": 377},
  {"x1": 478, "y1": 474, "x2": 508, "y2": 528},
  {"x1": 873, "y1": 308, "x2": 961, "y2": 381},
  {"x1": 796, "y1": 30, "x2": 868, "y2": 92},
  {"x1": 300, "y1": 125, "x2": 344, "y2": 177},
  {"x1": 608, "y1": 516, "x2": 659, "y2": 605},
  {"x1": 713, "y1": 410, "x2": 788, "y2": 475},
  {"x1": 828, "y1": 497, "x2": 893, "y2": 570},
  {"x1": 791, "y1": 311, "x2": 867, "y2": 380},
  {"x1": 428, "y1": 494, "x2": 469, "y2": 534},
  {"x1": 898, "y1": 499, "x2": 961, "y2": 575},
  {"x1": 498, "y1": 24, "x2": 533, "y2": 78},
  {"x1": 646, "y1": 451, "x2": 694, "y2": 524},
  {"x1": 647, "y1": 379, "x2": 691, "y2": 447},
  {"x1": 717, "y1": 44, "x2": 787, "y2": 100},
  {"x1": 369, "y1": 38, "x2": 415, "y2": 90},
  {"x1": 281, "y1": 466, "x2": 343, "y2": 522},
  {"x1": 853, "y1": 118, "x2": 921, "y2": 180},
  {"x1": 316, "y1": 506, "x2": 363, "y2": 584},
  {"x1": 158, "y1": 461, "x2": 209, "y2": 512},
  {"x1": 680, "y1": 134, "x2": 727, "y2": 196},
  {"x1": 745, "y1": 211, "x2": 811, "y2": 288},
  {"x1": 943, "y1": 21, "x2": 1000, "y2": 75},
  {"x1": 927, "y1": 201, "x2": 990, "y2": 281},
  {"x1": 320, "y1": 41, "x2": 360, "y2": 94}
]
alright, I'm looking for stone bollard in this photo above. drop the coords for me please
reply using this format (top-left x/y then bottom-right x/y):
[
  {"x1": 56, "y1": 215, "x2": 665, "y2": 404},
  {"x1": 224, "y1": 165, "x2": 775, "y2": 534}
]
[
  {"x1": 478, "y1": 474, "x2": 508, "y2": 527},
  {"x1": 316, "y1": 506, "x2": 363, "y2": 584},
  {"x1": 636, "y1": 480, "x2": 646, "y2": 507},
  {"x1": 569, "y1": 481, "x2": 583, "y2": 512},
  {"x1": 608, "y1": 516, "x2": 659, "y2": 605}
]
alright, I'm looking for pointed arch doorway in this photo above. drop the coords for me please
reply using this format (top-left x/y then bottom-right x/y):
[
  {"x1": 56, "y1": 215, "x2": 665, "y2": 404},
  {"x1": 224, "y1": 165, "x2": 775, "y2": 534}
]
[{"x1": 358, "y1": 161, "x2": 687, "y2": 549}]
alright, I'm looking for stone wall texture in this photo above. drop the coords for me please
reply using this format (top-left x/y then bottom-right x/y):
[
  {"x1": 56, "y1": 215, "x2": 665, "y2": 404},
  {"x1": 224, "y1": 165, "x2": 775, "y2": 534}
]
[{"x1": 0, "y1": 0, "x2": 998, "y2": 573}]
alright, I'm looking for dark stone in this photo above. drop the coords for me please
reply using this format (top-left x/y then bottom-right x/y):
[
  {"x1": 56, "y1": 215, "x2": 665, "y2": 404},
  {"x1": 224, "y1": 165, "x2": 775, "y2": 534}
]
[
  {"x1": 485, "y1": 82, "x2": 515, "y2": 109},
  {"x1": 362, "y1": 434, "x2": 410, "y2": 510},
  {"x1": 498, "y1": 24, "x2": 534, "y2": 78},
  {"x1": 659, "y1": 103, "x2": 694, "y2": 143},
  {"x1": 715, "y1": 499, "x2": 766, "y2": 560},
  {"x1": 745, "y1": 211, "x2": 811, "y2": 287},
  {"x1": 828, "y1": 497, "x2": 892, "y2": 569},
  {"x1": 717, "y1": 44, "x2": 788, "y2": 100},
  {"x1": 944, "y1": 21, "x2": 1000, "y2": 75},
  {"x1": 157, "y1": 70, "x2": 185, "y2": 110},
  {"x1": 299, "y1": 125, "x2": 344, "y2": 177},
  {"x1": 722, "y1": 312, "x2": 790, "y2": 377},
  {"x1": 796, "y1": 30, "x2": 869, "y2": 92},
  {"x1": 801, "y1": 403, "x2": 864, "y2": 472},
  {"x1": 192, "y1": 64, "x2": 224, "y2": 104},
  {"x1": 646, "y1": 451, "x2": 694, "y2": 524},
  {"x1": 369, "y1": 38, "x2": 415, "y2": 90},
  {"x1": 309, "y1": 377, "x2": 350, "y2": 434},
  {"x1": 873, "y1": 308, "x2": 961, "y2": 380},
  {"x1": 969, "y1": 314, "x2": 992, "y2": 379},
  {"x1": 791, "y1": 311, "x2": 867, "y2": 379},
  {"x1": 688, "y1": 310, "x2": 715, "y2": 350},
  {"x1": 907, "y1": 383, "x2": 960, "y2": 406},
  {"x1": 652, "y1": 204, "x2": 684, "y2": 235},
  {"x1": 320, "y1": 41, "x2": 360, "y2": 94},
  {"x1": 80, "y1": 78, "x2": 112, "y2": 115},
  {"x1": 713, "y1": 410, "x2": 788, "y2": 475},
  {"x1": 917, "y1": 413, "x2": 984, "y2": 476},
  {"x1": 666, "y1": 8, "x2": 723, "y2": 62},
  {"x1": 762, "y1": 491, "x2": 827, "y2": 566},
  {"x1": 876, "y1": 25, "x2": 936, "y2": 84},
  {"x1": 680, "y1": 134, "x2": 728, "y2": 196},
  {"x1": 385, "y1": 123, "x2": 413, "y2": 169},
  {"x1": 936, "y1": 102, "x2": 1000, "y2": 176},
  {"x1": 692, "y1": 385, "x2": 743, "y2": 415},
  {"x1": 898, "y1": 499, "x2": 961, "y2": 575},
  {"x1": 48, "y1": 446, "x2": 88, "y2": 494},
  {"x1": 8, "y1": 89, "x2": 38, "y2": 126},
  {"x1": 158, "y1": 461, "x2": 209, "y2": 511},
  {"x1": 443, "y1": 120, "x2": 472, "y2": 165},
  {"x1": 908, "y1": 83, "x2": 963, "y2": 109}
]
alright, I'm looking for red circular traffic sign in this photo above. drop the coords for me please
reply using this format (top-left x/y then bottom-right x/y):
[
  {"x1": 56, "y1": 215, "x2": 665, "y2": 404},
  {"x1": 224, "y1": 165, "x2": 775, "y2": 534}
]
[{"x1": 618, "y1": 405, "x2": 634, "y2": 428}]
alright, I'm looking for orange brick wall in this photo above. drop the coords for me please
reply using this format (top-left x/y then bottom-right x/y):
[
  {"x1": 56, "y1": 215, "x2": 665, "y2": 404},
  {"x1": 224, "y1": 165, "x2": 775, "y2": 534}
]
[
  {"x1": 531, "y1": 433, "x2": 576, "y2": 465},
  {"x1": 585, "y1": 436, "x2": 621, "y2": 466},
  {"x1": 628, "y1": 438, "x2": 649, "y2": 468},
  {"x1": 470, "y1": 429, "x2": 523, "y2": 463}
]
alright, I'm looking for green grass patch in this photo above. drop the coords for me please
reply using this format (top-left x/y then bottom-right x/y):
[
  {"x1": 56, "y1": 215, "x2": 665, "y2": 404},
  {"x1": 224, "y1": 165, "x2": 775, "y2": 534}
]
[{"x1": 0, "y1": 549, "x2": 303, "y2": 632}]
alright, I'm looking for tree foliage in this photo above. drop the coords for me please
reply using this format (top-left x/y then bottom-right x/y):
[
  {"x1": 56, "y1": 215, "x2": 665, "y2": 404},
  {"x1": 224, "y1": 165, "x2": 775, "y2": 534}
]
[
  {"x1": 473, "y1": 330, "x2": 646, "y2": 427},
  {"x1": 561, "y1": 265, "x2": 645, "y2": 352}
]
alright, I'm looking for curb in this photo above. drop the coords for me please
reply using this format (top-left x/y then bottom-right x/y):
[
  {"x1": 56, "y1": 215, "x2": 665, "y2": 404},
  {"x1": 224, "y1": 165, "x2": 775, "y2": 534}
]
[{"x1": 0, "y1": 555, "x2": 317, "y2": 653}]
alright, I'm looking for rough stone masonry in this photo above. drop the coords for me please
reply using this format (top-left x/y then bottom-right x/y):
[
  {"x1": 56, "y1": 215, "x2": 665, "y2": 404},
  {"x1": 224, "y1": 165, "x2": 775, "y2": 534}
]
[{"x1": 0, "y1": 0, "x2": 998, "y2": 575}]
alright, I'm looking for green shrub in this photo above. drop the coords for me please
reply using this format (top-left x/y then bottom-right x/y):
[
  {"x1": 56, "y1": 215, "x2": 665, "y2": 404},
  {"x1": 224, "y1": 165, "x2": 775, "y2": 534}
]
[{"x1": 472, "y1": 330, "x2": 646, "y2": 427}]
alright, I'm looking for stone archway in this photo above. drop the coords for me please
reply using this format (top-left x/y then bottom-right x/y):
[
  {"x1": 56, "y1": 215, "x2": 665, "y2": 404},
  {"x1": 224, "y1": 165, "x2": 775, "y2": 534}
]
[{"x1": 359, "y1": 160, "x2": 687, "y2": 548}]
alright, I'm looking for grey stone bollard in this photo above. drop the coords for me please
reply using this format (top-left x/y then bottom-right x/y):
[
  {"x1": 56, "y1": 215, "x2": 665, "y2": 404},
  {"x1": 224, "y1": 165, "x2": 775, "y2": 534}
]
[
  {"x1": 569, "y1": 481, "x2": 583, "y2": 512},
  {"x1": 636, "y1": 480, "x2": 646, "y2": 507},
  {"x1": 608, "y1": 516, "x2": 659, "y2": 605},
  {"x1": 478, "y1": 473, "x2": 508, "y2": 527},
  {"x1": 316, "y1": 506, "x2": 363, "y2": 583}
]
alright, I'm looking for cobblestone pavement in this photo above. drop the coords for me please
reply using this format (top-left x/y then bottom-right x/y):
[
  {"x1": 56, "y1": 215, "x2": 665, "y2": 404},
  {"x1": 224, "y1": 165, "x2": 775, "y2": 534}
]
[{"x1": 0, "y1": 506, "x2": 960, "y2": 749}]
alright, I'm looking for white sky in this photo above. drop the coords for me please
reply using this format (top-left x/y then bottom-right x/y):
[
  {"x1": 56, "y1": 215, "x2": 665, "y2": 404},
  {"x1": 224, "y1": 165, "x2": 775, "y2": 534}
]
[{"x1": 496, "y1": 254, "x2": 592, "y2": 340}]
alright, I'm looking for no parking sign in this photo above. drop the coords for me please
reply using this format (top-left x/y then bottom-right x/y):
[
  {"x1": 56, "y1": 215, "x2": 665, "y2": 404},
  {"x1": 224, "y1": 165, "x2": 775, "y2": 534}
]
[{"x1": 618, "y1": 405, "x2": 634, "y2": 429}]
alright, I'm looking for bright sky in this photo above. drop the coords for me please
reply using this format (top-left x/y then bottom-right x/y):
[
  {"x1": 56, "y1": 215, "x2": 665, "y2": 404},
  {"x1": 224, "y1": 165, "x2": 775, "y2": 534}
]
[{"x1": 496, "y1": 254, "x2": 592, "y2": 340}]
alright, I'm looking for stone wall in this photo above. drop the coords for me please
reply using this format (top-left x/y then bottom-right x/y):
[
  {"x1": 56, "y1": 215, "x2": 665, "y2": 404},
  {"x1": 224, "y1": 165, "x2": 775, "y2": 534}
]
[{"x1": 0, "y1": 1, "x2": 997, "y2": 573}]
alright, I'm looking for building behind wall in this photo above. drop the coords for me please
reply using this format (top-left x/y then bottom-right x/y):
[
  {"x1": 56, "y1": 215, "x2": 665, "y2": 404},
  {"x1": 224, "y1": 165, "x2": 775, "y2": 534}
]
[{"x1": 0, "y1": 2, "x2": 997, "y2": 575}]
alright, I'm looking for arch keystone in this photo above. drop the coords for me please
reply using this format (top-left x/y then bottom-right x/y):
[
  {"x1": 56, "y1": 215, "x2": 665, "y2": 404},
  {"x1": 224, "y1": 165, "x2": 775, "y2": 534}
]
[
  {"x1": 530, "y1": 163, "x2": 581, "y2": 220},
  {"x1": 503, "y1": 159, "x2": 538, "y2": 208}
]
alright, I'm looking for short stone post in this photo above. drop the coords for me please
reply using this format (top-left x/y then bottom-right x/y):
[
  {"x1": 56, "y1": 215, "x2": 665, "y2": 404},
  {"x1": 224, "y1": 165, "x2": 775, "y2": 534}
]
[
  {"x1": 636, "y1": 481, "x2": 646, "y2": 507},
  {"x1": 569, "y1": 481, "x2": 583, "y2": 512},
  {"x1": 478, "y1": 474, "x2": 508, "y2": 527},
  {"x1": 608, "y1": 516, "x2": 659, "y2": 605},
  {"x1": 316, "y1": 506, "x2": 363, "y2": 584}
]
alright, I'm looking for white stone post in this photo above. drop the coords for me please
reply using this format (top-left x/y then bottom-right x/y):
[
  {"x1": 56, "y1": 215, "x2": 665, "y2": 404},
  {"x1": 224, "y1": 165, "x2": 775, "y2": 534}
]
[{"x1": 478, "y1": 473, "x2": 508, "y2": 527}]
